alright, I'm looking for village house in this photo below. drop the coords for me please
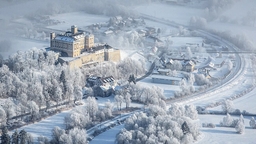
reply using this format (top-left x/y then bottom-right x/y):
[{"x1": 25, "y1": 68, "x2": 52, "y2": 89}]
[
  {"x1": 165, "y1": 59, "x2": 174, "y2": 69},
  {"x1": 183, "y1": 60, "x2": 195, "y2": 72},
  {"x1": 86, "y1": 76, "x2": 116, "y2": 97}
]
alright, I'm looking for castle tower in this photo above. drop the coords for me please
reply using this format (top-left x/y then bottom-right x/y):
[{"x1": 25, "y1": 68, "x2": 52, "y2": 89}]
[
  {"x1": 71, "y1": 25, "x2": 78, "y2": 34},
  {"x1": 50, "y1": 32, "x2": 56, "y2": 47},
  {"x1": 85, "y1": 34, "x2": 94, "y2": 49},
  {"x1": 50, "y1": 32, "x2": 56, "y2": 40}
]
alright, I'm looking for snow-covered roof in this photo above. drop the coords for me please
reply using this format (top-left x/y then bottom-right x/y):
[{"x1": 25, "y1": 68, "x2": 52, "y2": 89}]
[
  {"x1": 151, "y1": 74, "x2": 182, "y2": 81},
  {"x1": 59, "y1": 57, "x2": 78, "y2": 62},
  {"x1": 104, "y1": 30, "x2": 114, "y2": 35},
  {"x1": 55, "y1": 36, "x2": 75, "y2": 43},
  {"x1": 208, "y1": 62, "x2": 214, "y2": 68},
  {"x1": 167, "y1": 59, "x2": 174, "y2": 64},
  {"x1": 158, "y1": 68, "x2": 170, "y2": 73},
  {"x1": 185, "y1": 60, "x2": 195, "y2": 66}
]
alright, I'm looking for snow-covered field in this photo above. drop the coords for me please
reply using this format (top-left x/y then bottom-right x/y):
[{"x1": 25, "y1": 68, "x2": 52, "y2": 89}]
[
  {"x1": 47, "y1": 12, "x2": 109, "y2": 31},
  {"x1": 10, "y1": 110, "x2": 70, "y2": 141},
  {"x1": 134, "y1": 3, "x2": 203, "y2": 26},
  {"x1": 197, "y1": 115, "x2": 255, "y2": 144},
  {"x1": 170, "y1": 37, "x2": 204, "y2": 48},
  {"x1": 208, "y1": 88, "x2": 256, "y2": 114},
  {"x1": 8, "y1": 96, "x2": 143, "y2": 142},
  {"x1": 90, "y1": 124, "x2": 124, "y2": 144}
]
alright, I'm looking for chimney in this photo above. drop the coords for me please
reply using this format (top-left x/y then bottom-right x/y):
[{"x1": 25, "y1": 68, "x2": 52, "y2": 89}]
[{"x1": 71, "y1": 25, "x2": 78, "y2": 34}]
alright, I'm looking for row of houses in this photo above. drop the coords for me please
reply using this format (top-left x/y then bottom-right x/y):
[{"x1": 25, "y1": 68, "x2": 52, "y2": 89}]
[{"x1": 158, "y1": 57, "x2": 196, "y2": 72}]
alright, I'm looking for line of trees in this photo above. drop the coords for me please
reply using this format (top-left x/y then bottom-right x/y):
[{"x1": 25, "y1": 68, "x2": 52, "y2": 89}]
[
  {"x1": 0, "y1": 127, "x2": 33, "y2": 144},
  {"x1": 220, "y1": 113, "x2": 245, "y2": 134}
]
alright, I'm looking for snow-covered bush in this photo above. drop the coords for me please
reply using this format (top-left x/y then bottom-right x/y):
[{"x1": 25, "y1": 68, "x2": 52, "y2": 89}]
[
  {"x1": 249, "y1": 117, "x2": 256, "y2": 129},
  {"x1": 220, "y1": 113, "x2": 234, "y2": 127},
  {"x1": 220, "y1": 114, "x2": 244, "y2": 128},
  {"x1": 235, "y1": 120, "x2": 245, "y2": 134},
  {"x1": 202, "y1": 123, "x2": 216, "y2": 128}
]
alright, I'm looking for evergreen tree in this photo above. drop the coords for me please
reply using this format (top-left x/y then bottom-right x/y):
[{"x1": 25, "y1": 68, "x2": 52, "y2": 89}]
[
  {"x1": 1, "y1": 127, "x2": 11, "y2": 144},
  {"x1": 11, "y1": 130, "x2": 19, "y2": 144},
  {"x1": 19, "y1": 129, "x2": 27, "y2": 144},
  {"x1": 182, "y1": 121, "x2": 190, "y2": 134},
  {"x1": 59, "y1": 70, "x2": 67, "y2": 94}
]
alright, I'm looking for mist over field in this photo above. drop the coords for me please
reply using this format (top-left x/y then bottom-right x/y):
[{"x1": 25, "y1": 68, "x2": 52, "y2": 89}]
[{"x1": 0, "y1": 0, "x2": 255, "y2": 57}]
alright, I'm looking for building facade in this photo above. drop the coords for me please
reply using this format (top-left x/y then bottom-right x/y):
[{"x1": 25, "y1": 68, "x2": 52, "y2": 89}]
[
  {"x1": 50, "y1": 25, "x2": 93, "y2": 57},
  {"x1": 50, "y1": 25, "x2": 121, "y2": 68}
]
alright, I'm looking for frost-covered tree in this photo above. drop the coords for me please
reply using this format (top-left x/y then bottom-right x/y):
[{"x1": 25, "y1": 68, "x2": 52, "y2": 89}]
[
  {"x1": 147, "y1": 105, "x2": 166, "y2": 117},
  {"x1": 74, "y1": 85, "x2": 82, "y2": 103},
  {"x1": 51, "y1": 126, "x2": 65, "y2": 144},
  {"x1": 11, "y1": 130, "x2": 19, "y2": 144},
  {"x1": 185, "y1": 105, "x2": 198, "y2": 120},
  {"x1": 115, "y1": 95, "x2": 124, "y2": 110},
  {"x1": 64, "y1": 108, "x2": 90, "y2": 129},
  {"x1": 235, "y1": 119, "x2": 245, "y2": 134},
  {"x1": 171, "y1": 60, "x2": 183, "y2": 71},
  {"x1": 116, "y1": 128, "x2": 134, "y2": 144},
  {"x1": 59, "y1": 133, "x2": 72, "y2": 144},
  {"x1": 124, "y1": 92, "x2": 131, "y2": 109},
  {"x1": 222, "y1": 99, "x2": 234, "y2": 114},
  {"x1": 0, "y1": 106, "x2": 6, "y2": 127},
  {"x1": 28, "y1": 101, "x2": 39, "y2": 122},
  {"x1": 86, "y1": 97, "x2": 98, "y2": 120},
  {"x1": 194, "y1": 73, "x2": 211, "y2": 86},
  {"x1": 103, "y1": 100, "x2": 114, "y2": 119},
  {"x1": 53, "y1": 86, "x2": 63, "y2": 109},
  {"x1": 37, "y1": 136, "x2": 49, "y2": 144},
  {"x1": 249, "y1": 117, "x2": 256, "y2": 129},
  {"x1": 1, "y1": 127, "x2": 10, "y2": 144},
  {"x1": 68, "y1": 128, "x2": 88, "y2": 144},
  {"x1": 19, "y1": 129, "x2": 28, "y2": 144},
  {"x1": 220, "y1": 113, "x2": 234, "y2": 127}
]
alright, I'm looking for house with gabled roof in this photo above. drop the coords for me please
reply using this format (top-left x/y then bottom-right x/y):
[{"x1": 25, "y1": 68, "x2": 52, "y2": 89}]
[
  {"x1": 165, "y1": 59, "x2": 174, "y2": 69},
  {"x1": 183, "y1": 60, "x2": 195, "y2": 72}
]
